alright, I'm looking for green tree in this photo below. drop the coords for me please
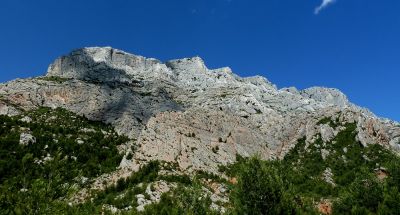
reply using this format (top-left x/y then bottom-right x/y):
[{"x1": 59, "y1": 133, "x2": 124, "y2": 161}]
[{"x1": 229, "y1": 156, "x2": 295, "y2": 215}]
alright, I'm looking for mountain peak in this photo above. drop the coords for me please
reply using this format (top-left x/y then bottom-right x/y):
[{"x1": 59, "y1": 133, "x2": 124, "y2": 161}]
[
  {"x1": 166, "y1": 56, "x2": 207, "y2": 73},
  {"x1": 300, "y1": 87, "x2": 350, "y2": 108},
  {"x1": 46, "y1": 46, "x2": 165, "y2": 83}
]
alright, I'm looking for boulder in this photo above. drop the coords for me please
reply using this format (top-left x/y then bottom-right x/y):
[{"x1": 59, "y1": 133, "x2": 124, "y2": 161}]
[{"x1": 19, "y1": 132, "x2": 36, "y2": 146}]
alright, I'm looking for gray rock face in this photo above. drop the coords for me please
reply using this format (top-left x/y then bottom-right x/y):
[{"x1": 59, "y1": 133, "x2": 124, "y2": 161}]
[
  {"x1": 300, "y1": 87, "x2": 350, "y2": 108},
  {"x1": 47, "y1": 47, "x2": 173, "y2": 84},
  {"x1": 1, "y1": 47, "x2": 399, "y2": 173},
  {"x1": 320, "y1": 124, "x2": 335, "y2": 143},
  {"x1": 0, "y1": 100, "x2": 20, "y2": 116}
]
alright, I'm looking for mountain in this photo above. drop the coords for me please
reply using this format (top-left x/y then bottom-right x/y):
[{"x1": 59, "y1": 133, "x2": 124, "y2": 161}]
[{"x1": 1, "y1": 47, "x2": 399, "y2": 214}]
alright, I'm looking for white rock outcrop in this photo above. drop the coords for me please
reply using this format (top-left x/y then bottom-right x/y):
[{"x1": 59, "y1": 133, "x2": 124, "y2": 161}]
[
  {"x1": 19, "y1": 132, "x2": 36, "y2": 146},
  {"x1": 20, "y1": 116, "x2": 32, "y2": 123}
]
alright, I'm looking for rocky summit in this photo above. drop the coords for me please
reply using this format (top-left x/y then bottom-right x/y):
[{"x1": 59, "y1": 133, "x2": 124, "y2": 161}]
[{"x1": 1, "y1": 47, "x2": 400, "y2": 214}]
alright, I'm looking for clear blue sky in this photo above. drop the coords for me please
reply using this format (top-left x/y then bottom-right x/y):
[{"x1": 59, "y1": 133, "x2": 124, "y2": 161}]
[{"x1": 0, "y1": 0, "x2": 399, "y2": 121}]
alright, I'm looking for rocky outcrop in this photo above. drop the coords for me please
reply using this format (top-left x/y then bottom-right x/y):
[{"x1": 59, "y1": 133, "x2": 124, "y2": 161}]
[
  {"x1": 1, "y1": 47, "x2": 399, "y2": 173},
  {"x1": 47, "y1": 47, "x2": 174, "y2": 85},
  {"x1": 300, "y1": 87, "x2": 350, "y2": 108},
  {"x1": 136, "y1": 181, "x2": 176, "y2": 211},
  {"x1": 19, "y1": 132, "x2": 36, "y2": 146},
  {"x1": 0, "y1": 100, "x2": 20, "y2": 116}
]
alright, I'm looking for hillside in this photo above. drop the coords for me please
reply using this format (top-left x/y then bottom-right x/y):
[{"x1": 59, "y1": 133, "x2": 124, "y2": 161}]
[{"x1": 0, "y1": 47, "x2": 399, "y2": 214}]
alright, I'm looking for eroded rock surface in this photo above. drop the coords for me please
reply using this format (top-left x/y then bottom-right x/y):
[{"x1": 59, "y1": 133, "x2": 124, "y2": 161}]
[{"x1": 1, "y1": 47, "x2": 399, "y2": 173}]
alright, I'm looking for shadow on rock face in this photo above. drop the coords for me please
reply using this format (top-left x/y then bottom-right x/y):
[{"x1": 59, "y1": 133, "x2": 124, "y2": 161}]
[
  {"x1": 47, "y1": 47, "x2": 138, "y2": 85},
  {"x1": 3, "y1": 48, "x2": 185, "y2": 138},
  {"x1": 89, "y1": 80, "x2": 184, "y2": 138}
]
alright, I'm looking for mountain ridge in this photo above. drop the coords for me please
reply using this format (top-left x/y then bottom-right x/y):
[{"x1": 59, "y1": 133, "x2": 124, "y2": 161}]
[
  {"x1": 44, "y1": 46, "x2": 382, "y2": 117},
  {"x1": 0, "y1": 47, "x2": 399, "y2": 174},
  {"x1": 1, "y1": 46, "x2": 400, "y2": 214}
]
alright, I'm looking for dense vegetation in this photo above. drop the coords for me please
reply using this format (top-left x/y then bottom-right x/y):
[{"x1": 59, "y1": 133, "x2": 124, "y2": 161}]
[
  {"x1": 57, "y1": 160, "x2": 219, "y2": 214},
  {"x1": 279, "y1": 120, "x2": 400, "y2": 214},
  {"x1": 38, "y1": 76, "x2": 71, "y2": 83},
  {"x1": 1, "y1": 109, "x2": 400, "y2": 214},
  {"x1": 0, "y1": 107, "x2": 128, "y2": 214}
]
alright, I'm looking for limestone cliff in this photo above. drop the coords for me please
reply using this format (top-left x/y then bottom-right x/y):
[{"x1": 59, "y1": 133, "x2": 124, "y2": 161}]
[{"x1": 1, "y1": 47, "x2": 399, "y2": 173}]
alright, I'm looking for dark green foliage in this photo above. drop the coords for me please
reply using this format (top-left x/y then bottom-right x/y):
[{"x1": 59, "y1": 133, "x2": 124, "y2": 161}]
[
  {"x1": 144, "y1": 183, "x2": 217, "y2": 215},
  {"x1": 385, "y1": 158, "x2": 400, "y2": 188},
  {"x1": 212, "y1": 146, "x2": 219, "y2": 153},
  {"x1": 281, "y1": 122, "x2": 400, "y2": 214},
  {"x1": 38, "y1": 76, "x2": 71, "y2": 83},
  {"x1": 2, "y1": 107, "x2": 400, "y2": 214},
  {"x1": 0, "y1": 107, "x2": 127, "y2": 214},
  {"x1": 324, "y1": 123, "x2": 395, "y2": 188},
  {"x1": 333, "y1": 173, "x2": 384, "y2": 214},
  {"x1": 139, "y1": 91, "x2": 152, "y2": 96},
  {"x1": 317, "y1": 116, "x2": 339, "y2": 128},
  {"x1": 196, "y1": 170, "x2": 227, "y2": 184},
  {"x1": 87, "y1": 161, "x2": 160, "y2": 211},
  {"x1": 140, "y1": 193, "x2": 181, "y2": 215},
  {"x1": 228, "y1": 156, "x2": 297, "y2": 215},
  {"x1": 85, "y1": 161, "x2": 218, "y2": 214},
  {"x1": 127, "y1": 152, "x2": 133, "y2": 160},
  {"x1": 218, "y1": 154, "x2": 247, "y2": 177},
  {"x1": 332, "y1": 159, "x2": 400, "y2": 214},
  {"x1": 332, "y1": 171, "x2": 400, "y2": 215},
  {"x1": 317, "y1": 117, "x2": 332, "y2": 125},
  {"x1": 158, "y1": 174, "x2": 192, "y2": 185},
  {"x1": 282, "y1": 137, "x2": 334, "y2": 198},
  {"x1": 378, "y1": 186, "x2": 400, "y2": 214}
]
